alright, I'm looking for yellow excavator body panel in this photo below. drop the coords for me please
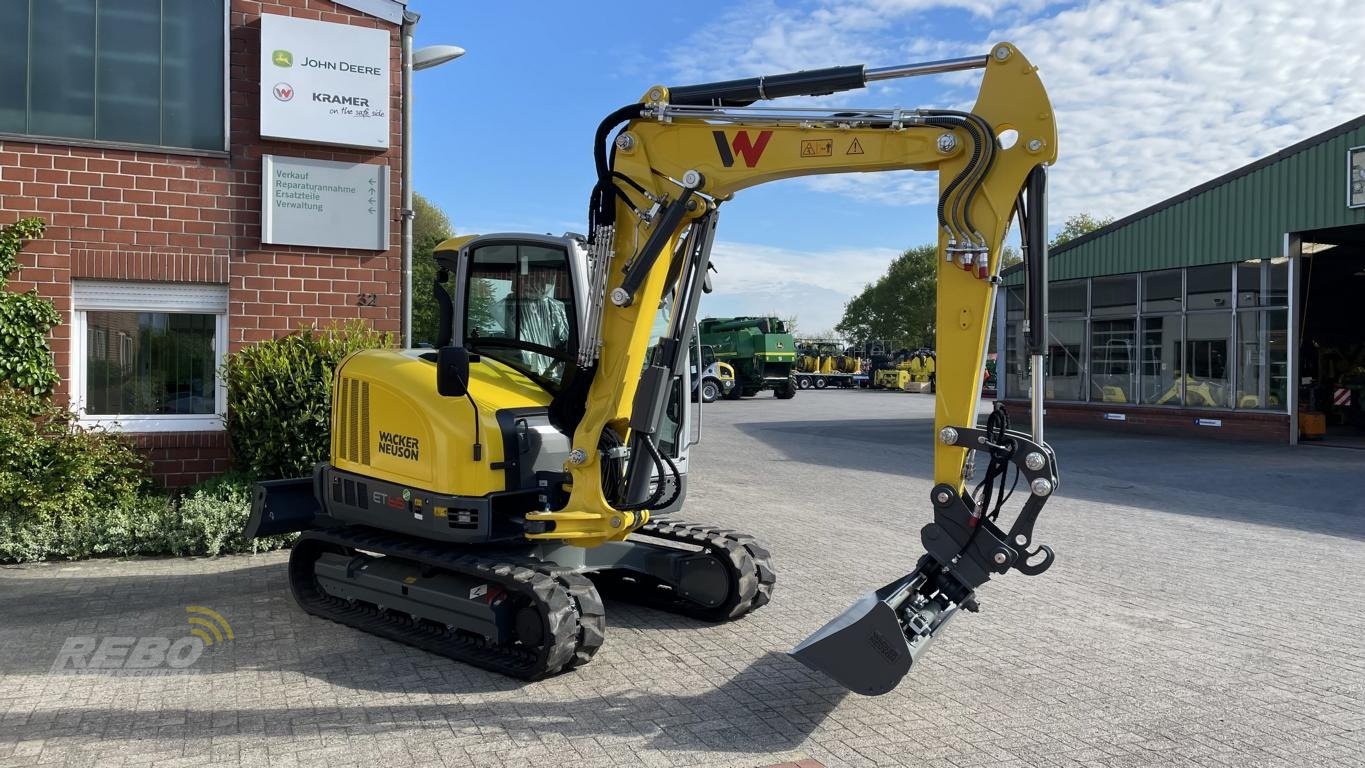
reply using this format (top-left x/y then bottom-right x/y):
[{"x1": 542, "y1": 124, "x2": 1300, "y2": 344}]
[{"x1": 329, "y1": 349, "x2": 550, "y2": 497}]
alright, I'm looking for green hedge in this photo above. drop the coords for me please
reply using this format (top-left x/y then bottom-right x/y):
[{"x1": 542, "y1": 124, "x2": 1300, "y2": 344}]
[
  {"x1": 0, "y1": 389, "x2": 295, "y2": 563},
  {"x1": 0, "y1": 387, "x2": 149, "y2": 561},
  {"x1": 168, "y1": 472, "x2": 297, "y2": 557},
  {"x1": 224, "y1": 321, "x2": 392, "y2": 480}
]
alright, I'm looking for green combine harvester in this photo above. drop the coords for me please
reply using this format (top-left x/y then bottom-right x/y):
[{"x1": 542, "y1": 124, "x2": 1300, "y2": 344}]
[{"x1": 697, "y1": 316, "x2": 797, "y2": 399}]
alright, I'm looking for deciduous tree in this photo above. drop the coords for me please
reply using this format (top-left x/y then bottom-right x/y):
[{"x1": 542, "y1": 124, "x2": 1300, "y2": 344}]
[
  {"x1": 411, "y1": 193, "x2": 455, "y2": 346},
  {"x1": 1049, "y1": 212, "x2": 1114, "y2": 249},
  {"x1": 835, "y1": 244, "x2": 937, "y2": 349}
]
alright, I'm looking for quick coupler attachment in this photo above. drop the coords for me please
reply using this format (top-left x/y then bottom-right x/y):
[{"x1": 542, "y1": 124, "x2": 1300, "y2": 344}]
[{"x1": 789, "y1": 555, "x2": 974, "y2": 696}]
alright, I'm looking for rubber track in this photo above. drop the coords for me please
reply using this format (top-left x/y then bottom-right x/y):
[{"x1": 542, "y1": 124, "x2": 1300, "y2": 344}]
[
  {"x1": 289, "y1": 527, "x2": 605, "y2": 680},
  {"x1": 611, "y1": 519, "x2": 777, "y2": 621}
]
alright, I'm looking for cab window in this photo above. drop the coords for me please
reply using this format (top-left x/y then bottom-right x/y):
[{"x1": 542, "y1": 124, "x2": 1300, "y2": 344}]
[{"x1": 465, "y1": 242, "x2": 576, "y2": 386}]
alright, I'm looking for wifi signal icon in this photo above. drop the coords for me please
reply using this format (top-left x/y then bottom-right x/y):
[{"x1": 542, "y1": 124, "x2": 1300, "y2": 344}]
[{"x1": 186, "y1": 605, "x2": 234, "y2": 647}]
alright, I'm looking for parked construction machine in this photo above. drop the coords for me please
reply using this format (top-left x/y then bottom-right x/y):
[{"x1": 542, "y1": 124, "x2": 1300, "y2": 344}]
[
  {"x1": 698, "y1": 316, "x2": 797, "y2": 398},
  {"x1": 795, "y1": 339, "x2": 864, "y2": 389},
  {"x1": 247, "y1": 43, "x2": 1059, "y2": 696},
  {"x1": 873, "y1": 349, "x2": 937, "y2": 392},
  {"x1": 692, "y1": 342, "x2": 736, "y2": 403}
]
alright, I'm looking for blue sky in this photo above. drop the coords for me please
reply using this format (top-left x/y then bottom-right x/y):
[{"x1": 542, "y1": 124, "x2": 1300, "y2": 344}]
[{"x1": 410, "y1": 0, "x2": 1365, "y2": 333}]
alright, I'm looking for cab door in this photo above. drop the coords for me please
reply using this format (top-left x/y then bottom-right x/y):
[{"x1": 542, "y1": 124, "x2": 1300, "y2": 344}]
[{"x1": 448, "y1": 234, "x2": 587, "y2": 389}]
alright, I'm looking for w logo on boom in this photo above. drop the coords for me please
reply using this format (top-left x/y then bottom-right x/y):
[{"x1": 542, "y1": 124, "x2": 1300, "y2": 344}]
[
  {"x1": 186, "y1": 605, "x2": 234, "y2": 647},
  {"x1": 712, "y1": 130, "x2": 772, "y2": 168}
]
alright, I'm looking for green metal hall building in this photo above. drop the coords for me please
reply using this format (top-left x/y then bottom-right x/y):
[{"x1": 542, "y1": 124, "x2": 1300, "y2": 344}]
[{"x1": 1000, "y1": 114, "x2": 1365, "y2": 447}]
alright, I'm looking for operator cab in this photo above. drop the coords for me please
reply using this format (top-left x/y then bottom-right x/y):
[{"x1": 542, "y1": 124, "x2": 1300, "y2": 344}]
[
  {"x1": 432, "y1": 233, "x2": 589, "y2": 389},
  {"x1": 431, "y1": 231, "x2": 694, "y2": 489}
]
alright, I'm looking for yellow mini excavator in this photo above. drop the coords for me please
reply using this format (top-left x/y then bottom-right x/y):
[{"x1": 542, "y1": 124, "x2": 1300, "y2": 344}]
[{"x1": 247, "y1": 43, "x2": 1060, "y2": 696}]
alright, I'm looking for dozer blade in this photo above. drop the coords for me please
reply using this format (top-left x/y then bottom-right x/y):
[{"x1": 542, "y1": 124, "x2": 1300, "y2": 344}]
[{"x1": 790, "y1": 567, "x2": 964, "y2": 696}]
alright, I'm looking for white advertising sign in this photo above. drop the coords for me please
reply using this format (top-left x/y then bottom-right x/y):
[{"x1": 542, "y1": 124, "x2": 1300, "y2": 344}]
[
  {"x1": 262, "y1": 155, "x2": 389, "y2": 251},
  {"x1": 260, "y1": 14, "x2": 391, "y2": 149}
]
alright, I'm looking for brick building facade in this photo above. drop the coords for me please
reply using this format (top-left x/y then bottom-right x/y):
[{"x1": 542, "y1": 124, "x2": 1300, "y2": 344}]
[{"x1": 1, "y1": 0, "x2": 408, "y2": 485}]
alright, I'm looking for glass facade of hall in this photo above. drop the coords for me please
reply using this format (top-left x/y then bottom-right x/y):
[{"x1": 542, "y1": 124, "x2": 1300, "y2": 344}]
[
  {"x1": 0, "y1": 0, "x2": 226, "y2": 151},
  {"x1": 1003, "y1": 259, "x2": 1289, "y2": 411}
]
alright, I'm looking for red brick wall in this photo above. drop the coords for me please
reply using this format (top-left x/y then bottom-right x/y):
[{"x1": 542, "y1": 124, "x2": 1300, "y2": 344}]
[
  {"x1": 0, "y1": 0, "x2": 403, "y2": 487},
  {"x1": 227, "y1": 0, "x2": 403, "y2": 345},
  {"x1": 1003, "y1": 400, "x2": 1290, "y2": 442},
  {"x1": 134, "y1": 433, "x2": 233, "y2": 489}
]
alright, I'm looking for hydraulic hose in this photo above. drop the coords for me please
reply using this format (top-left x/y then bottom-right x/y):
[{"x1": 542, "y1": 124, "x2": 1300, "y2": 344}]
[{"x1": 588, "y1": 104, "x2": 646, "y2": 237}]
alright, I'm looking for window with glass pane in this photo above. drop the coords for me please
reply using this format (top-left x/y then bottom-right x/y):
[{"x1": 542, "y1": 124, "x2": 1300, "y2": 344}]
[
  {"x1": 1184, "y1": 312, "x2": 1231, "y2": 407},
  {"x1": 1049, "y1": 280, "x2": 1087, "y2": 315},
  {"x1": 85, "y1": 312, "x2": 216, "y2": 415},
  {"x1": 1045, "y1": 319, "x2": 1085, "y2": 401},
  {"x1": 1235, "y1": 310, "x2": 1288, "y2": 410},
  {"x1": 161, "y1": 1, "x2": 226, "y2": 149},
  {"x1": 0, "y1": 1, "x2": 27, "y2": 133},
  {"x1": 29, "y1": 0, "x2": 96, "y2": 140},
  {"x1": 466, "y1": 242, "x2": 576, "y2": 386},
  {"x1": 1090, "y1": 318, "x2": 1136, "y2": 403},
  {"x1": 1141, "y1": 314, "x2": 1183, "y2": 405},
  {"x1": 1005, "y1": 285, "x2": 1025, "y2": 320},
  {"x1": 1091, "y1": 275, "x2": 1136, "y2": 316},
  {"x1": 1005, "y1": 320, "x2": 1029, "y2": 398},
  {"x1": 1186, "y1": 265, "x2": 1231, "y2": 310},
  {"x1": 655, "y1": 377, "x2": 686, "y2": 460},
  {"x1": 1236, "y1": 261, "x2": 1262, "y2": 307},
  {"x1": 1002, "y1": 286, "x2": 1025, "y2": 399},
  {"x1": 1266, "y1": 259, "x2": 1288, "y2": 306},
  {"x1": 97, "y1": 0, "x2": 161, "y2": 145},
  {"x1": 1143, "y1": 270, "x2": 1182, "y2": 312},
  {"x1": 8, "y1": 0, "x2": 224, "y2": 150}
]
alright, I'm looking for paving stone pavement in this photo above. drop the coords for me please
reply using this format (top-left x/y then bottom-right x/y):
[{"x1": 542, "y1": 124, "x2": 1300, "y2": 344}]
[{"x1": 2, "y1": 391, "x2": 1363, "y2": 767}]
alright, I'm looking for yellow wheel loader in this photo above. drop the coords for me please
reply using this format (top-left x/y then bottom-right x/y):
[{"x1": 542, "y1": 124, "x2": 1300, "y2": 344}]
[{"x1": 247, "y1": 44, "x2": 1060, "y2": 695}]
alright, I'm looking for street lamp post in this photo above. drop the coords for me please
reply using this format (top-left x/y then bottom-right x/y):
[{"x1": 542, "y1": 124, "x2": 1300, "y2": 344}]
[{"x1": 400, "y1": 11, "x2": 464, "y2": 348}]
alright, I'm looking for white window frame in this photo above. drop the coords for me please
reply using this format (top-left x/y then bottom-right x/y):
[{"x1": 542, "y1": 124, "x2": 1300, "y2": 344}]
[{"x1": 71, "y1": 280, "x2": 229, "y2": 432}]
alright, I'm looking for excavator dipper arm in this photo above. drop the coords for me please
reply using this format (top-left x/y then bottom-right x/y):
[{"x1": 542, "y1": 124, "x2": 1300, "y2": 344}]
[{"x1": 528, "y1": 43, "x2": 1059, "y2": 694}]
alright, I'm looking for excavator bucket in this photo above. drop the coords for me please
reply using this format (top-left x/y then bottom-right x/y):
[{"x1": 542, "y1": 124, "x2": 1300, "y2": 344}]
[{"x1": 790, "y1": 563, "x2": 966, "y2": 695}]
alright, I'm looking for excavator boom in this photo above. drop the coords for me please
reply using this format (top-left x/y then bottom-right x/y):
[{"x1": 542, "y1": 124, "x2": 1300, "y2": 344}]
[{"x1": 528, "y1": 43, "x2": 1060, "y2": 693}]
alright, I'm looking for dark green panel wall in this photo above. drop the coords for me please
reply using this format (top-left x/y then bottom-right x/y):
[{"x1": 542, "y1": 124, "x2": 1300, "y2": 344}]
[{"x1": 1005, "y1": 117, "x2": 1365, "y2": 286}]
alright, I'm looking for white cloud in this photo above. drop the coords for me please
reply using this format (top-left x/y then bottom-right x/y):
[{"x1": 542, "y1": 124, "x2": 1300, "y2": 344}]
[
  {"x1": 665, "y1": 0, "x2": 1365, "y2": 227},
  {"x1": 665, "y1": 0, "x2": 1051, "y2": 82},
  {"x1": 1000, "y1": 0, "x2": 1365, "y2": 223},
  {"x1": 703, "y1": 239, "x2": 901, "y2": 331}
]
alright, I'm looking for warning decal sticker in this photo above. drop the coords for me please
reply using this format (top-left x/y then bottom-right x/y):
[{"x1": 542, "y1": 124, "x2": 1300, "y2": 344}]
[{"x1": 800, "y1": 139, "x2": 833, "y2": 158}]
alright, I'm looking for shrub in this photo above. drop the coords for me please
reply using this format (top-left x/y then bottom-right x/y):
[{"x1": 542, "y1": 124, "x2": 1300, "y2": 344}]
[
  {"x1": 0, "y1": 387, "x2": 153, "y2": 562},
  {"x1": 0, "y1": 397, "x2": 296, "y2": 562},
  {"x1": 224, "y1": 321, "x2": 392, "y2": 480},
  {"x1": 172, "y1": 472, "x2": 295, "y2": 556},
  {"x1": 0, "y1": 218, "x2": 60, "y2": 396}
]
